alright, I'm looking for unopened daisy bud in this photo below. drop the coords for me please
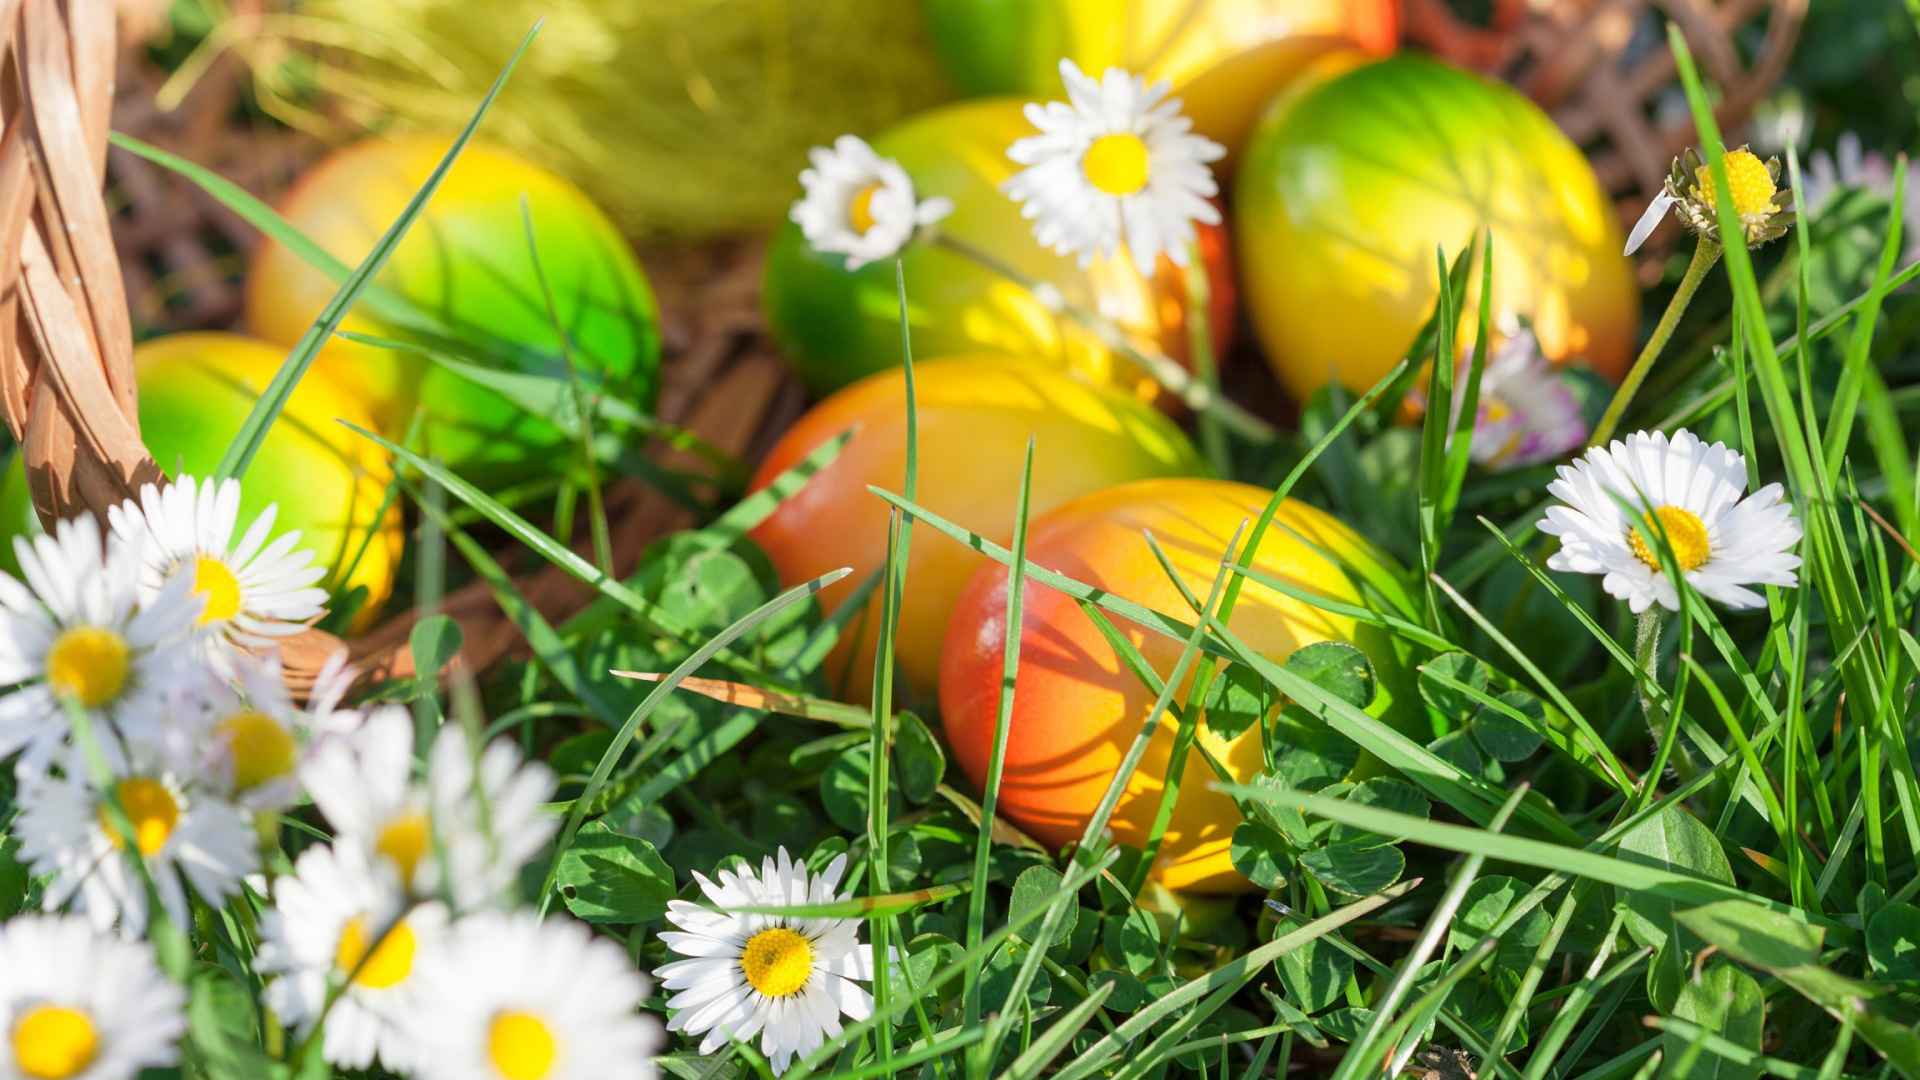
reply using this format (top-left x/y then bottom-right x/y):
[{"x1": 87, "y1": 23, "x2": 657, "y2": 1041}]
[
  {"x1": 790, "y1": 135, "x2": 954, "y2": 270},
  {"x1": 1536, "y1": 429, "x2": 1801, "y2": 613},
  {"x1": 1003, "y1": 59, "x2": 1225, "y2": 275},
  {"x1": 1624, "y1": 146, "x2": 1797, "y2": 255}
]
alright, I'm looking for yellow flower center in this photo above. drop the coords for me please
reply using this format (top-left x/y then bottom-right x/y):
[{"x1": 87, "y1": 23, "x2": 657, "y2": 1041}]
[
  {"x1": 45, "y1": 626, "x2": 129, "y2": 708},
  {"x1": 193, "y1": 556, "x2": 242, "y2": 624},
  {"x1": 335, "y1": 915, "x2": 417, "y2": 989},
  {"x1": 740, "y1": 927, "x2": 814, "y2": 998},
  {"x1": 12, "y1": 1006, "x2": 98, "y2": 1080},
  {"x1": 1083, "y1": 133, "x2": 1151, "y2": 196},
  {"x1": 376, "y1": 813, "x2": 431, "y2": 884},
  {"x1": 848, "y1": 183, "x2": 882, "y2": 235},
  {"x1": 217, "y1": 711, "x2": 296, "y2": 791},
  {"x1": 100, "y1": 778, "x2": 180, "y2": 856},
  {"x1": 1629, "y1": 505, "x2": 1712, "y2": 573},
  {"x1": 1694, "y1": 150, "x2": 1776, "y2": 219},
  {"x1": 488, "y1": 1012, "x2": 557, "y2": 1080}
]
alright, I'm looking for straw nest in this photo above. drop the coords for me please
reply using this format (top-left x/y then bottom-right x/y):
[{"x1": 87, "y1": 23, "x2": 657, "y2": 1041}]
[{"x1": 242, "y1": 0, "x2": 953, "y2": 238}]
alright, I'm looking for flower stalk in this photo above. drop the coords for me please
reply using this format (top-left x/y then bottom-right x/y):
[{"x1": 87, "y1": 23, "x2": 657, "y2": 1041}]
[{"x1": 1591, "y1": 239, "x2": 1721, "y2": 448}]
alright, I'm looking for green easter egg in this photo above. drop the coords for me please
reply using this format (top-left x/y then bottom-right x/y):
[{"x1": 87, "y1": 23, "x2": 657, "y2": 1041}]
[{"x1": 246, "y1": 134, "x2": 661, "y2": 485}]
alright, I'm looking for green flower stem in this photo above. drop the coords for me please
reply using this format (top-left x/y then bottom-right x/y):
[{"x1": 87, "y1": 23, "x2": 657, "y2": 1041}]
[
  {"x1": 1591, "y1": 239, "x2": 1722, "y2": 447},
  {"x1": 1183, "y1": 237, "x2": 1231, "y2": 475},
  {"x1": 1633, "y1": 607, "x2": 1661, "y2": 720},
  {"x1": 931, "y1": 232, "x2": 1276, "y2": 443},
  {"x1": 1632, "y1": 607, "x2": 1694, "y2": 796}
]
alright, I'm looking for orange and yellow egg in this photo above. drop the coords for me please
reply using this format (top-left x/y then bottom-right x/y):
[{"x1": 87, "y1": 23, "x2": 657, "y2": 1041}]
[
  {"x1": 939, "y1": 477, "x2": 1413, "y2": 892},
  {"x1": 747, "y1": 356, "x2": 1210, "y2": 701}
]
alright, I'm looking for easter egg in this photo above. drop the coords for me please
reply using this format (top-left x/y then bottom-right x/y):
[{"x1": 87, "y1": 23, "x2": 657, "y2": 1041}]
[
  {"x1": 245, "y1": 134, "x2": 661, "y2": 484},
  {"x1": 925, "y1": 0, "x2": 1399, "y2": 158},
  {"x1": 0, "y1": 334, "x2": 402, "y2": 630},
  {"x1": 748, "y1": 355, "x2": 1210, "y2": 702},
  {"x1": 1235, "y1": 55, "x2": 1639, "y2": 406},
  {"x1": 939, "y1": 478, "x2": 1413, "y2": 892},
  {"x1": 762, "y1": 98, "x2": 1235, "y2": 400}
]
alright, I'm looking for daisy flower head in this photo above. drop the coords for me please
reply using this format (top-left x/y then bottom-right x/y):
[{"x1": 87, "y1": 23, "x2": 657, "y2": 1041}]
[
  {"x1": 1409, "y1": 330, "x2": 1588, "y2": 472},
  {"x1": 172, "y1": 649, "x2": 355, "y2": 811},
  {"x1": 790, "y1": 135, "x2": 954, "y2": 270},
  {"x1": 301, "y1": 706, "x2": 556, "y2": 910},
  {"x1": 399, "y1": 910, "x2": 661, "y2": 1080},
  {"x1": 1536, "y1": 429, "x2": 1802, "y2": 613},
  {"x1": 0, "y1": 914, "x2": 185, "y2": 1080},
  {"x1": 108, "y1": 475, "x2": 328, "y2": 664},
  {"x1": 0, "y1": 513, "x2": 198, "y2": 775},
  {"x1": 254, "y1": 841, "x2": 449, "y2": 1072},
  {"x1": 13, "y1": 738, "x2": 258, "y2": 938},
  {"x1": 656, "y1": 848, "x2": 877, "y2": 1076},
  {"x1": 1625, "y1": 145, "x2": 1797, "y2": 256},
  {"x1": 1002, "y1": 59, "x2": 1225, "y2": 275}
]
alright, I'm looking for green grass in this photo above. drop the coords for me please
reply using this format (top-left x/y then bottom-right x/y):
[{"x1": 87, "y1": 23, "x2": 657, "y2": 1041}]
[{"x1": 22, "y1": 10, "x2": 1920, "y2": 1080}]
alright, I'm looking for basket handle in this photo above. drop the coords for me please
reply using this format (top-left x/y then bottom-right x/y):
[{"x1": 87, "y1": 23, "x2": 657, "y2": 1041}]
[{"x1": 0, "y1": 0, "x2": 162, "y2": 528}]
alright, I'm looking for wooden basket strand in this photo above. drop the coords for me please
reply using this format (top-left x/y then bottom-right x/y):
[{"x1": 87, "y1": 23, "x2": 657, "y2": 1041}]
[
  {"x1": 1407, "y1": 0, "x2": 1807, "y2": 211},
  {"x1": 0, "y1": 0, "x2": 162, "y2": 526}
]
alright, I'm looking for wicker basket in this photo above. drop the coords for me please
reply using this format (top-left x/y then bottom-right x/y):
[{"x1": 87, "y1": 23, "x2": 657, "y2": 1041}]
[
  {"x1": 16, "y1": 0, "x2": 1798, "y2": 695},
  {"x1": 1407, "y1": 0, "x2": 1807, "y2": 209}
]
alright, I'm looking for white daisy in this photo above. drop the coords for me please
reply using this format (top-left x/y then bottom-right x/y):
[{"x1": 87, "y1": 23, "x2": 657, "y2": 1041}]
[
  {"x1": 655, "y1": 849, "x2": 877, "y2": 1076},
  {"x1": 0, "y1": 514, "x2": 199, "y2": 776},
  {"x1": 0, "y1": 914, "x2": 186, "y2": 1080},
  {"x1": 300, "y1": 706, "x2": 556, "y2": 911},
  {"x1": 1002, "y1": 58, "x2": 1225, "y2": 275},
  {"x1": 254, "y1": 841, "x2": 449, "y2": 1072},
  {"x1": 171, "y1": 649, "x2": 356, "y2": 811},
  {"x1": 399, "y1": 910, "x2": 661, "y2": 1080},
  {"x1": 1410, "y1": 330, "x2": 1588, "y2": 471},
  {"x1": 790, "y1": 135, "x2": 953, "y2": 271},
  {"x1": 108, "y1": 475, "x2": 329, "y2": 664},
  {"x1": 13, "y1": 737, "x2": 258, "y2": 938},
  {"x1": 1537, "y1": 429, "x2": 1802, "y2": 612}
]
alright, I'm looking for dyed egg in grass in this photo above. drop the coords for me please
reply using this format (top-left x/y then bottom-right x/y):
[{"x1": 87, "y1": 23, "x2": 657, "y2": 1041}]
[
  {"x1": 763, "y1": 98, "x2": 1234, "y2": 400},
  {"x1": 245, "y1": 134, "x2": 661, "y2": 484},
  {"x1": 925, "y1": 0, "x2": 1398, "y2": 159},
  {"x1": 939, "y1": 478, "x2": 1414, "y2": 893},
  {"x1": 748, "y1": 356, "x2": 1210, "y2": 702},
  {"x1": 0, "y1": 334, "x2": 402, "y2": 631},
  {"x1": 1235, "y1": 55, "x2": 1638, "y2": 406}
]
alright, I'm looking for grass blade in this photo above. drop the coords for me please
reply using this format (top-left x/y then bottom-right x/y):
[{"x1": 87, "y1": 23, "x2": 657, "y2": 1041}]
[{"x1": 216, "y1": 22, "x2": 543, "y2": 480}]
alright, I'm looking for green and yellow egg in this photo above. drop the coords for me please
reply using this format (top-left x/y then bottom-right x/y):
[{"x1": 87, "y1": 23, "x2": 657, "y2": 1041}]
[
  {"x1": 1234, "y1": 55, "x2": 1639, "y2": 405},
  {"x1": 245, "y1": 134, "x2": 661, "y2": 485},
  {"x1": 762, "y1": 98, "x2": 1234, "y2": 401},
  {"x1": 925, "y1": 0, "x2": 1400, "y2": 161},
  {"x1": 0, "y1": 334, "x2": 402, "y2": 631}
]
